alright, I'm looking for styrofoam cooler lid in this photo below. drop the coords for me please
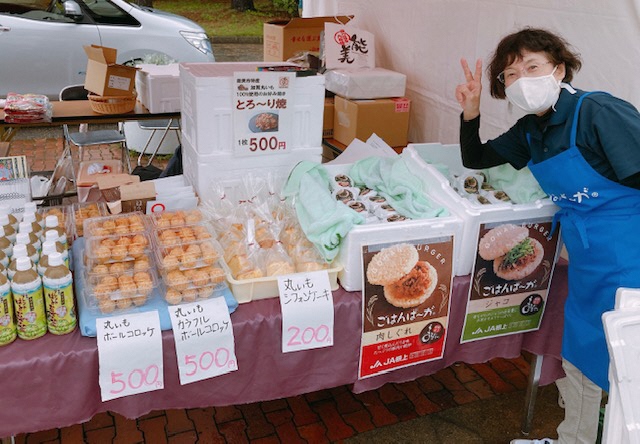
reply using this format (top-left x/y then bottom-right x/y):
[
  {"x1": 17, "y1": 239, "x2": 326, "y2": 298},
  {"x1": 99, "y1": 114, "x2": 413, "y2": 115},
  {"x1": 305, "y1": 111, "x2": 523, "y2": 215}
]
[
  {"x1": 603, "y1": 308, "x2": 640, "y2": 439},
  {"x1": 615, "y1": 287, "x2": 640, "y2": 310},
  {"x1": 137, "y1": 63, "x2": 180, "y2": 78}
]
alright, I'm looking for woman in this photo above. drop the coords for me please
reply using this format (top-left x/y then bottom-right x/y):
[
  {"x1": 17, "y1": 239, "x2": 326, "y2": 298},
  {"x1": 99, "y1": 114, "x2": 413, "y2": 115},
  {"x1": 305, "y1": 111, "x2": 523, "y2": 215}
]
[{"x1": 455, "y1": 27, "x2": 640, "y2": 444}]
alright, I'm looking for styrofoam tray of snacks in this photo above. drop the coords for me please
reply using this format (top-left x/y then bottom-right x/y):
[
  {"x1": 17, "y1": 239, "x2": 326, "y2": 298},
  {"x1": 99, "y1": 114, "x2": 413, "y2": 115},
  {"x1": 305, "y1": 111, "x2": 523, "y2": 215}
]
[{"x1": 220, "y1": 260, "x2": 342, "y2": 304}]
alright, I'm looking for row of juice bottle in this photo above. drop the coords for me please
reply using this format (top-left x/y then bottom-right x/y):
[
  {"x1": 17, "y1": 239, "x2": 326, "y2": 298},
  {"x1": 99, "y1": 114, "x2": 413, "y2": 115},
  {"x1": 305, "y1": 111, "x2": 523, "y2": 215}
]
[{"x1": 0, "y1": 202, "x2": 76, "y2": 346}]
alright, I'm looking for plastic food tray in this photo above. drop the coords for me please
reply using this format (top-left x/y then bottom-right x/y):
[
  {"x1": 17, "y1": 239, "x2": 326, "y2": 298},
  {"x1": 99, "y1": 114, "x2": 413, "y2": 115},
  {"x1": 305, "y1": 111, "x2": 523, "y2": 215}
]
[
  {"x1": 82, "y1": 211, "x2": 148, "y2": 238},
  {"x1": 221, "y1": 260, "x2": 342, "y2": 304},
  {"x1": 82, "y1": 268, "x2": 159, "y2": 314},
  {"x1": 71, "y1": 201, "x2": 108, "y2": 239},
  {"x1": 147, "y1": 208, "x2": 207, "y2": 229}
]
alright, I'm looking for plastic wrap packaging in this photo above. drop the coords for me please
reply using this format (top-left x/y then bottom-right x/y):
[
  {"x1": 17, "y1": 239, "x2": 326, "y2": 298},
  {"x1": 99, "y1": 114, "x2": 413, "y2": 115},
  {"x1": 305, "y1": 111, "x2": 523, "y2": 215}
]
[
  {"x1": 324, "y1": 67, "x2": 406, "y2": 99},
  {"x1": 3, "y1": 93, "x2": 52, "y2": 123}
]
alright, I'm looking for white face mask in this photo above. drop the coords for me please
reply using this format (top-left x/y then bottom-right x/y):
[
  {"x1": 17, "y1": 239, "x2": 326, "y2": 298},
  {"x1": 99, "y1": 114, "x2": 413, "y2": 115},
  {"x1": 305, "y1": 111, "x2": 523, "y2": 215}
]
[{"x1": 505, "y1": 67, "x2": 561, "y2": 115}]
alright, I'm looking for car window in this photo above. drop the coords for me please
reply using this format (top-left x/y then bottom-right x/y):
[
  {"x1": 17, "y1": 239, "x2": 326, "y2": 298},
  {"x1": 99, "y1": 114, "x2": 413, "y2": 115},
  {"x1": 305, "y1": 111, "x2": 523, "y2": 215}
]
[
  {"x1": 0, "y1": 0, "x2": 73, "y2": 21},
  {"x1": 81, "y1": 0, "x2": 138, "y2": 26}
]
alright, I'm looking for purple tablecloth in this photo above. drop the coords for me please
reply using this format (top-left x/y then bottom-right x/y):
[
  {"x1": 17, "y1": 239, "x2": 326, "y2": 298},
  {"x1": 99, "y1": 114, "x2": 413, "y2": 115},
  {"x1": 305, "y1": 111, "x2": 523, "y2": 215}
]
[{"x1": 0, "y1": 262, "x2": 567, "y2": 437}]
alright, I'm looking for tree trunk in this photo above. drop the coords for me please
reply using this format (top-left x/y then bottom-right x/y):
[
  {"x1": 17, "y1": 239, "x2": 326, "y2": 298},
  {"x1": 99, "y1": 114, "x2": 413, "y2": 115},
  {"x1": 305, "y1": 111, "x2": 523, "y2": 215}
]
[{"x1": 231, "y1": 0, "x2": 255, "y2": 12}]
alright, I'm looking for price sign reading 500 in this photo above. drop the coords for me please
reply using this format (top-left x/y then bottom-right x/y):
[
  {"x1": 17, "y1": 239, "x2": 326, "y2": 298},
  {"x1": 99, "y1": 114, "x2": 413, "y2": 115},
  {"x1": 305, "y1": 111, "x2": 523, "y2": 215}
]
[
  {"x1": 249, "y1": 136, "x2": 286, "y2": 152},
  {"x1": 109, "y1": 365, "x2": 163, "y2": 395},
  {"x1": 184, "y1": 347, "x2": 237, "y2": 377}
]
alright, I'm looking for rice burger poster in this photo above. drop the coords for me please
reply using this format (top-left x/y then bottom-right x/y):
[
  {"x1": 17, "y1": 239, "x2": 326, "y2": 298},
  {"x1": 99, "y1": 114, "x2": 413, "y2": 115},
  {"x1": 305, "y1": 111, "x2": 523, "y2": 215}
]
[
  {"x1": 461, "y1": 218, "x2": 561, "y2": 343},
  {"x1": 359, "y1": 238, "x2": 454, "y2": 379}
]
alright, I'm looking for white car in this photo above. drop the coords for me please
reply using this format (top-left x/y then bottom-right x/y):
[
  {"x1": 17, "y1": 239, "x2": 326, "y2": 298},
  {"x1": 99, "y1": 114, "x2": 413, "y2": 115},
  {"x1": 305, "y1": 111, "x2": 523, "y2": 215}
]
[{"x1": 0, "y1": 0, "x2": 215, "y2": 98}]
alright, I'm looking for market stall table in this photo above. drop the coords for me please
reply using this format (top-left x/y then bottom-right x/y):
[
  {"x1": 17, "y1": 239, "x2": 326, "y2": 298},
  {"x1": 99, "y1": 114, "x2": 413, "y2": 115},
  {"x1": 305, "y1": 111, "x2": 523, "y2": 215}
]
[
  {"x1": 0, "y1": 260, "x2": 568, "y2": 438},
  {"x1": 0, "y1": 100, "x2": 181, "y2": 142}
]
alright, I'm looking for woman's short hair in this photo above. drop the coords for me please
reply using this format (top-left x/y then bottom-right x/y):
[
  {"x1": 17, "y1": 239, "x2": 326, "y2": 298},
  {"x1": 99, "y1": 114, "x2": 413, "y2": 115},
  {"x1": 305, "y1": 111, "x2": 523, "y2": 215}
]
[{"x1": 488, "y1": 27, "x2": 582, "y2": 99}]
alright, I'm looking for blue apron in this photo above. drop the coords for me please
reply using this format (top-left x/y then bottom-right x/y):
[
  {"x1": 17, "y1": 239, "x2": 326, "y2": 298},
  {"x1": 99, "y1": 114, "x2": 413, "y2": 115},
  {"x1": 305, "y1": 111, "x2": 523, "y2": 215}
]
[{"x1": 528, "y1": 92, "x2": 640, "y2": 391}]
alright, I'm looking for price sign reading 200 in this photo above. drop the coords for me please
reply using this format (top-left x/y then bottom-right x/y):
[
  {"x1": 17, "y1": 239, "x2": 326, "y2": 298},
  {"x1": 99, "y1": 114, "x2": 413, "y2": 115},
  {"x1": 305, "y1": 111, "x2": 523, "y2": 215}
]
[
  {"x1": 249, "y1": 136, "x2": 286, "y2": 152},
  {"x1": 110, "y1": 365, "x2": 161, "y2": 394},
  {"x1": 286, "y1": 324, "x2": 331, "y2": 347}
]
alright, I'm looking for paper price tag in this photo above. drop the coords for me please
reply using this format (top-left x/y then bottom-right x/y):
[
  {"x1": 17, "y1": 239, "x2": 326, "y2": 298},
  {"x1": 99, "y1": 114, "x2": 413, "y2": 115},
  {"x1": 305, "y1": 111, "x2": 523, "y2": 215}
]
[
  {"x1": 96, "y1": 311, "x2": 164, "y2": 402},
  {"x1": 168, "y1": 297, "x2": 238, "y2": 385},
  {"x1": 278, "y1": 271, "x2": 334, "y2": 353}
]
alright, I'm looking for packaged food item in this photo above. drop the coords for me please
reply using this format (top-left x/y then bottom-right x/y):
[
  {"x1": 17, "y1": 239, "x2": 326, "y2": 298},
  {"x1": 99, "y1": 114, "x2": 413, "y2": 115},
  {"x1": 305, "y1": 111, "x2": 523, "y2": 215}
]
[
  {"x1": 43, "y1": 252, "x2": 76, "y2": 335},
  {"x1": 0, "y1": 273, "x2": 16, "y2": 346},
  {"x1": 11, "y1": 257, "x2": 46, "y2": 340}
]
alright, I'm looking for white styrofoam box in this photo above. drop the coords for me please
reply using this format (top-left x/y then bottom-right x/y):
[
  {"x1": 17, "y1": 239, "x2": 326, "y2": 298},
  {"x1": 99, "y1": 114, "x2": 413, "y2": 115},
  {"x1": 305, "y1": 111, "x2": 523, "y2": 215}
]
[
  {"x1": 603, "y1": 302, "x2": 640, "y2": 443},
  {"x1": 404, "y1": 143, "x2": 560, "y2": 276},
  {"x1": 324, "y1": 67, "x2": 407, "y2": 99},
  {"x1": 323, "y1": 162, "x2": 464, "y2": 292},
  {"x1": 181, "y1": 137, "x2": 321, "y2": 204},
  {"x1": 179, "y1": 62, "x2": 325, "y2": 156},
  {"x1": 135, "y1": 63, "x2": 181, "y2": 113}
]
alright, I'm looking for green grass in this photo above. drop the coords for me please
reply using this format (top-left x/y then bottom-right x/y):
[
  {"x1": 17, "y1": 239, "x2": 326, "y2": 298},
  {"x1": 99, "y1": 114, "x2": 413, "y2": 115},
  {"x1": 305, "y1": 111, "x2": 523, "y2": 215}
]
[{"x1": 154, "y1": 0, "x2": 291, "y2": 38}]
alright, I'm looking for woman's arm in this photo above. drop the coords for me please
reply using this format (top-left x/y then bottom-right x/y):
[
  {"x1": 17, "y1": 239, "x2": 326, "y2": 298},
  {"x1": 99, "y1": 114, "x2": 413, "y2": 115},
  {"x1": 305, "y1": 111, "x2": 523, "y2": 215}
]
[{"x1": 460, "y1": 115, "x2": 509, "y2": 169}]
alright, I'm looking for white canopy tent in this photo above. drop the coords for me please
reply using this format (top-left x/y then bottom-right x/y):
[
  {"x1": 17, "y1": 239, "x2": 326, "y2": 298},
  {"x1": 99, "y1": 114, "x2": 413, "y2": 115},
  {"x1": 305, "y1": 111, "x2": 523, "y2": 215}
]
[{"x1": 310, "y1": 0, "x2": 640, "y2": 145}]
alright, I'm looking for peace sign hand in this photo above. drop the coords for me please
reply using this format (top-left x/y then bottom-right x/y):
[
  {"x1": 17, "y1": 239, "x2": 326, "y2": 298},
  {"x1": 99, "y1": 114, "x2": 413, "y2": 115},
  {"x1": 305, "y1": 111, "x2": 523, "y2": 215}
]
[{"x1": 455, "y1": 58, "x2": 483, "y2": 120}]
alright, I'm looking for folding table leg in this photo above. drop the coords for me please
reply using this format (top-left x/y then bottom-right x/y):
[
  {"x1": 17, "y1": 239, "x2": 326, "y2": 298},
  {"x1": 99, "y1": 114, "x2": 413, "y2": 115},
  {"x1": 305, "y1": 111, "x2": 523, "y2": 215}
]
[{"x1": 521, "y1": 353, "x2": 544, "y2": 435}]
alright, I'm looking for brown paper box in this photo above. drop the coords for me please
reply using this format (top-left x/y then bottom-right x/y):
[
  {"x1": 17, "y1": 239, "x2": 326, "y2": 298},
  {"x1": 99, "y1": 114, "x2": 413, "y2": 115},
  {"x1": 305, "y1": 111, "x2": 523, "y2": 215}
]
[
  {"x1": 83, "y1": 45, "x2": 138, "y2": 97},
  {"x1": 333, "y1": 96, "x2": 411, "y2": 147},
  {"x1": 263, "y1": 16, "x2": 352, "y2": 62},
  {"x1": 119, "y1": 181, "x2": 156, "y2": 214}
]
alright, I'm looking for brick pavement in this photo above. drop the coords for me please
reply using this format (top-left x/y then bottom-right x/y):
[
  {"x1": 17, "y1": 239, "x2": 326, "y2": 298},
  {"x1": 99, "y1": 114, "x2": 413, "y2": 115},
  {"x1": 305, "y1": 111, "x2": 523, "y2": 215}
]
[{"x1": 7, "y1": 136, "x2": 536, "y2": 444}]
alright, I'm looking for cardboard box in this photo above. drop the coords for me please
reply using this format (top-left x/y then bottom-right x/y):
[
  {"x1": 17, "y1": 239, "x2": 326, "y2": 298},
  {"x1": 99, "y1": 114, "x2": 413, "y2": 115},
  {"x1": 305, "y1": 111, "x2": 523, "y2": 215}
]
[
  {"x1": 263, "y1": 16, "x2": 352, "y2": 62},
  {"x1": 323, "y1": 97, "x2": 334, "y2": 138},
  {"x1": 333, "y1": 96, "x2": 411, "y2": 147},
  {"x1": 83, "y1": 45, "x2": 137, "y2": 97}
]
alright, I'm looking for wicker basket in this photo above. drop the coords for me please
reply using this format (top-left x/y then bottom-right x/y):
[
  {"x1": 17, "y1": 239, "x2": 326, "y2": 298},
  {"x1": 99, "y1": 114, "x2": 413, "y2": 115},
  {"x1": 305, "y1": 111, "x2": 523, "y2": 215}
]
[{"x1": 88, "y1": 93, "x2": 136, "y2": 114}]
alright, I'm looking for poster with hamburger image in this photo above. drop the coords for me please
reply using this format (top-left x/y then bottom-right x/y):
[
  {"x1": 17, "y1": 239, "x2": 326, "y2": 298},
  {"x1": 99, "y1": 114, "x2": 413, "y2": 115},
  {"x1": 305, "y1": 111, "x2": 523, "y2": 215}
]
[
  {"x1": 358, "y1": 238, "x2": 454, "y2": 379},
  {"x1": 461, "y1": 218, "x2": 561, "y2": 343}
]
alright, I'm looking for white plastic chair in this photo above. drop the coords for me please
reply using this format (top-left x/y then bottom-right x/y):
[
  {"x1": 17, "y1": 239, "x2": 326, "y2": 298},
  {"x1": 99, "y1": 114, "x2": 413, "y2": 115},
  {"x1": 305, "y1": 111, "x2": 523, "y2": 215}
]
[{"x1": 59, "y1": 84, "x2": 132, "y2": 174}]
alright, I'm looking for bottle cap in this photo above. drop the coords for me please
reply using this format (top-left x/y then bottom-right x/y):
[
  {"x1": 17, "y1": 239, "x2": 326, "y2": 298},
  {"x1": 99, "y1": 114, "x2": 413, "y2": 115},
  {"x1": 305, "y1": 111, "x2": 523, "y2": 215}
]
[
  {"x1": 41, "y1": 240, "x2": 57, "y2": 256},
  {"x1": 16, "y1": 256, "x2": 32, "y2": 272},
  {"x1": 0, "y1": 214, "x2": 9, "y2": 226},
  {"x1": 48, "y1": 252, "x2": 63, "y2": 267},
  {"x1": 45, "y1": 230, "x2": 60, "y2": 243},
  {"x1": 22, "y1": 212, "x2": 37, "y2": 224},
  {"x1": 15, "y1": 232, "x2": 30, "y2": 246},
  {"x1": 45, "y1": 215, "x2": 59, "y2": 228},
  {"x1": 12, "y1": 244, "x2": 27, "y2": 259},
  {"x1": 18, "y1": 221, "x2": 33, "y2": 234},
  {"x1": 23, "y1": 202, "x2": 37, "y2": 213}
]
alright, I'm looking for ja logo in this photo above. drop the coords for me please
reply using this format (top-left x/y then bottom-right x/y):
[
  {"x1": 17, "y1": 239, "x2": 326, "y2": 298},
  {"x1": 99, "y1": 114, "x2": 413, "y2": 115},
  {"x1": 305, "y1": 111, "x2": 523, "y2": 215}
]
[{"x1": 520, "y1": 294, "x2": 544, "y2": 316}]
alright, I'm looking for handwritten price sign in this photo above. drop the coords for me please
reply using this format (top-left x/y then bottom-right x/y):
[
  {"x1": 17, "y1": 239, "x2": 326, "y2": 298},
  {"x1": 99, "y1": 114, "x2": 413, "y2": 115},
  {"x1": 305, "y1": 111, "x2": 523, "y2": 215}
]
[
  {"x1": 278, "y1": 270, "x2": 334, "y2": 353},
  {"x1": 96, "y1": 311, "x2": 164, "y2": 402},
  {"x1": 168, "y1": 296, "x2": 238, "y2": 385}
]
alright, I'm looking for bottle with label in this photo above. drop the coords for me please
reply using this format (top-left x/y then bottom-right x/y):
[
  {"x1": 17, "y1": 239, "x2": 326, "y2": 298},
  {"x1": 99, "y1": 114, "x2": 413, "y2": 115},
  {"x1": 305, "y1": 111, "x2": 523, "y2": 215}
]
[
  {"x1": 0, "y1": 204, "x2": 19, "y2": 232},
  {"x1": 0, "y1": 272, "x2": 16, "y2": 346},
  {"x1": 0, "y1": 249, "x2": 8, "y2": 270},
  {"x1": 43, "y1": 230, "x2": 68, "y2": 267},
  {"x1": 18, "y1": 221, "x2": 41, "y2": 251},
  {"x1": 21, "y1": 212, "x2": 43, "y2": 241},
  {"x1": 43, "y1": 252, "x2": 76, "y2": 335},
  {"x1": 43, "y1": 215, "x2": 67, "y2": 249},
  {"x1": 0, "y1": 214, "x2": 16, "y2": 244},
  {"x1": 8, "y1": 244, "x2": 34, "y2": 280},
  {"x1": 0, "y1": 226, "x2": 12, "y2": 259},
  {"x1": 37, "y1": 240, "x2": 58, "y2": 276},
  {"x1": 11, "y1": 256, "x2": 46, "y2": 340},
  {"x1": 15, "y1": 232, "x2": 39, "y2": 265},
  {"x1": 23, "y1": 202, "x2": 44, "y2": 229}
]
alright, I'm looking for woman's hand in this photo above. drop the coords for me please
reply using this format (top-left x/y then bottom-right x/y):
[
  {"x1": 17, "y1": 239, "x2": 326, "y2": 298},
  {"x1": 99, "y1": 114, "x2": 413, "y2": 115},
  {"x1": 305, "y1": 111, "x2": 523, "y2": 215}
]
[{"x1": 455, "y1": 58, "x2": 482, "y2": 121}]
